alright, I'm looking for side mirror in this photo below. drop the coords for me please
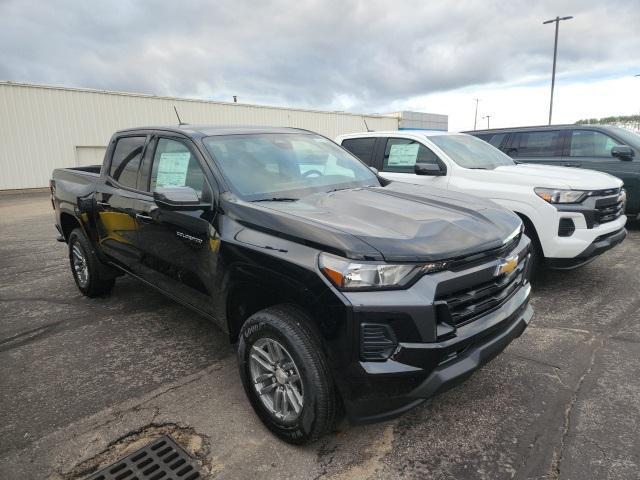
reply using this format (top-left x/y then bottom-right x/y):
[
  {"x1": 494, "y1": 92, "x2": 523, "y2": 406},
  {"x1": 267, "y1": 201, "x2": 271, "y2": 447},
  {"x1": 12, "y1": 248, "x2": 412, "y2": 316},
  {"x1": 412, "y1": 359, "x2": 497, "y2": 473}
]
[
  {"x1": 369, "y1": 166, "x2": 379, "y2": 175},
  {"x1": 414, "y1": 163, "x2": 445, "y2": 176},
  {"x1": 611, "y1": 145, "x2": 634, "y2": 160},
  {"x1": 153, "y1": 186, "x2": 204, "y2": 210}
]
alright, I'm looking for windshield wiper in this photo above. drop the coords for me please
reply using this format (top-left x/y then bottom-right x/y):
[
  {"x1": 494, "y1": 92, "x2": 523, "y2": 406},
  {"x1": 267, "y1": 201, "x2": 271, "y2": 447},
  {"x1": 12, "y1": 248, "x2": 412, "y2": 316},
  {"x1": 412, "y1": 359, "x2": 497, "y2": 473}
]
[
  {"x1": 326, "y1": 187, "x2": 348, "y2": 193},
  {"x1": 250, "y1": 197, "x2": 299, "y2": 202}
]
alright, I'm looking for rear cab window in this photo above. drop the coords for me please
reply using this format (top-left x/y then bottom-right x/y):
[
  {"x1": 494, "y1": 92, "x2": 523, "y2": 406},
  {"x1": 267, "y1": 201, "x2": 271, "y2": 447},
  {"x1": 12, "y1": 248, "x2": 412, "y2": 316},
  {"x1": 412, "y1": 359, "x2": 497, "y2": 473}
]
[
  {"x1": 108, "y1": 136, "x2": 146, "y2": 188},
  {"x1": 341, "y1": 137, "x2": 376, "y2": 165}
]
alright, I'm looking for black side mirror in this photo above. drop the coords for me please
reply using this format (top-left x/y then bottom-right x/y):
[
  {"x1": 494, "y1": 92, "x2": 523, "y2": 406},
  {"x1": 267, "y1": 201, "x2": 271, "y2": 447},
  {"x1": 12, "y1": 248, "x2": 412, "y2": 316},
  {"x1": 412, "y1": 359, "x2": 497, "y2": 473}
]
[
  {"x1": 414, "y1": 163, "x2": 445, "y2": 176},
  {"x1": 153, "y1": 186, "x2": 205, "y2": 210},
  {"x1": 611, "y1": 145, "x2": 634, "y2": 160}
]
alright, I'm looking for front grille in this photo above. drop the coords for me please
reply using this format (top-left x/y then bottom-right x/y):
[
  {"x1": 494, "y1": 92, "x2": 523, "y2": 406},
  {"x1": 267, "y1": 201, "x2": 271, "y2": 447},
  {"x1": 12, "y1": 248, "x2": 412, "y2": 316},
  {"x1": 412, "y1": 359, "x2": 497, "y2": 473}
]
[
  {"x1": 593, "y1": 189, "x2": 624, "y2": 225},
  {"x1": 360, "y1": 323, "x2": 398, "y2": 361},
  {"x1": 437, "y1": 259, "x2": 526, "y2": 327},
  {"x1": 448, "y1": 232, "x2": 521, "y2": 271}
]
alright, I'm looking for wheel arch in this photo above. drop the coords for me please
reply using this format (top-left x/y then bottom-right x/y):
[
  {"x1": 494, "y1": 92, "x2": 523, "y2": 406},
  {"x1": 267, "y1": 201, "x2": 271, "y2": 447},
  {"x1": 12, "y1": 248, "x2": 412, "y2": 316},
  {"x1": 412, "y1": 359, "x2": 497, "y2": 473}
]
[
  {"x1": 60, "y1": 211, "x2": 82, "y2": 242},
  {"x1": 226, "y1": 278, "x2": 325, "y2": 345},
  {"x1": 223, "y1": 261, "x2": 345, "y2": 347},
  {"x1": 514, "y1": 211, "x2": 543, "y2": 254}
]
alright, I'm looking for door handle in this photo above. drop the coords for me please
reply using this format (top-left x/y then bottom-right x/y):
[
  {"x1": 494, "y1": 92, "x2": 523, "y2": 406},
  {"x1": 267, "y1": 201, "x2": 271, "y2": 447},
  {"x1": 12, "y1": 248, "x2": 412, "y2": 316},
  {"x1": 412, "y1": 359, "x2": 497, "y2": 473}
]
[
  {"x1": 96, "y1": 201, "x2": 110, "y2": 207},
  {"x1": 135, "y1": 213, "x2": 153, "y2": 223}
]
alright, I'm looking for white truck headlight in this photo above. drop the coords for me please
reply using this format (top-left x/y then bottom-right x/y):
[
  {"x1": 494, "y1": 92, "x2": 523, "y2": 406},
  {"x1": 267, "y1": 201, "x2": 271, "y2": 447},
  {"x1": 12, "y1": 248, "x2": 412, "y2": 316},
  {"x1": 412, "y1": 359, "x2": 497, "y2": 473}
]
[
  {"x1": 534, "y1": 188, "x2": 588, "y2": 204},
  {"x1": 319, "y1": 253, "x2": 446, "y2": 291}
]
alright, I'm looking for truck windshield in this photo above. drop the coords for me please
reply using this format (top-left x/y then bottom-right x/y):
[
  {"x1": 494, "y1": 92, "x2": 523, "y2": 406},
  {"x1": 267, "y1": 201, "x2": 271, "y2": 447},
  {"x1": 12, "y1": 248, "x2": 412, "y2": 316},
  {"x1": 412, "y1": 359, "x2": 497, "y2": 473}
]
[
  {"x1": 609, "y1": 126, "x2": 640, "y2": 147},
  {"x1": 428, "y1": 134, "x2": 515, "y2": 170},
  {"x1": 203, "y1": 133, "x2": 379, "y2": 201}
]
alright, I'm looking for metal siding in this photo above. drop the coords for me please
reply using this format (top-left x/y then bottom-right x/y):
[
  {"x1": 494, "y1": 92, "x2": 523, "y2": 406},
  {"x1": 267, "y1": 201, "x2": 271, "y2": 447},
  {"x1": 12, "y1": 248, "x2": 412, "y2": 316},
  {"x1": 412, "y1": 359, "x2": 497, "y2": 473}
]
[{"x1": 0, "y1": 82, "x2": 400, "y2": 189}]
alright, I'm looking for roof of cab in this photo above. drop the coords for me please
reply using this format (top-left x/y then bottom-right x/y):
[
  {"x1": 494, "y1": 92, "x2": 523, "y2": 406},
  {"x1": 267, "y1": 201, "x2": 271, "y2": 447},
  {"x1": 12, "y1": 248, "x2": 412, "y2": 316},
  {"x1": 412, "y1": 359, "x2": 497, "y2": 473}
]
[
  {"x1": 467, "y1": 124, "x2": 621, "y2": 135},
  {"x1": 115, "y1": 125, "x2": 313, "y2": 138},
  {"x1": 338, "y1": 129, "x2": 454, "y2": 138}
]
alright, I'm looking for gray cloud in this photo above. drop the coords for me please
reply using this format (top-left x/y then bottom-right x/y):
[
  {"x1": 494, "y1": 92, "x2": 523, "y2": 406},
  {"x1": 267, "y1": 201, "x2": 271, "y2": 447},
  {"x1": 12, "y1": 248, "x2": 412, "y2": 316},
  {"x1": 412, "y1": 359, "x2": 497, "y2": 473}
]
[{"x1": 1, "y1": 0, "x2": 639, "y2": 112}]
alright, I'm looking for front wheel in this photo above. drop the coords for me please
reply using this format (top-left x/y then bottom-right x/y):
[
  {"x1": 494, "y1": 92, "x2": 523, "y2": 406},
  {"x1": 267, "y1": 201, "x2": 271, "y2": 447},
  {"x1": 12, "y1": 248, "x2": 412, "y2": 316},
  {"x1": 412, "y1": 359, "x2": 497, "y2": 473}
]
[
  {"x1": 68, "y1": 228, "x2": 115, "y2": 297},
  {"x1": 522, "y1": 221, "x2": 543, "y2": 281},
  {"x1": 237, "y1": 305, "x2": 336, "y2": 445}
]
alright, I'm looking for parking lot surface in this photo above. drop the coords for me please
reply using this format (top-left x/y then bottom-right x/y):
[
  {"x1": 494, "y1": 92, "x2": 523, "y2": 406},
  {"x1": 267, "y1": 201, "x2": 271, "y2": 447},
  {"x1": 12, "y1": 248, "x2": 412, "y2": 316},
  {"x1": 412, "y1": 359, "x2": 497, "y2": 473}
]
[{"x1": 1, "y1": 192, "x2": 639, "y2": 479}]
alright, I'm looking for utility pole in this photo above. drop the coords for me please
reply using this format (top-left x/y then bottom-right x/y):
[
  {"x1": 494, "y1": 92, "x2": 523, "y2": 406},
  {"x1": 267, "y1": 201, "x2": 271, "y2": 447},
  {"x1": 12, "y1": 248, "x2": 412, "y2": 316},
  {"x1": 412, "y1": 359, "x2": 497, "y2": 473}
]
[
  {"x1": 482, "y1": 115, "x2": 492, "y2": 129},
  {"x1": 543, "y1": 16, "x2": 573, "y2": 125},
  {"x1": 473, "y1": 98, "x2": 480, "y2": 130},
  {"x1": 636, "y1": 75, "x2": 640, "y2": 131}
]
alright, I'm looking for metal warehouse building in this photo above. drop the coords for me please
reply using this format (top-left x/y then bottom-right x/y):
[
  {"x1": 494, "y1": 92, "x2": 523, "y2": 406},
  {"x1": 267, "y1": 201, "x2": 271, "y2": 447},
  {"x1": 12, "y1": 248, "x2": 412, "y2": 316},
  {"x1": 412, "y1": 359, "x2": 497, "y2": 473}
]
[{"x1": 0, "y1": 82, "x2": 448, "y2": 190}]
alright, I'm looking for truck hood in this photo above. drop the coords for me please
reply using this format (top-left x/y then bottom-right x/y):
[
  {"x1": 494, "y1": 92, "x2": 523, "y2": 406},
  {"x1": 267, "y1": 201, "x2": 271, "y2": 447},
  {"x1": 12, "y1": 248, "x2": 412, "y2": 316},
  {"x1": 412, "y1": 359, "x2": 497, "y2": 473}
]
[
  {"x1": 492, "y1": 163, "x2": 623, "y2": 190},
  {"x1": 226, "y1": 183, "x2": 521, "y2": 262}
]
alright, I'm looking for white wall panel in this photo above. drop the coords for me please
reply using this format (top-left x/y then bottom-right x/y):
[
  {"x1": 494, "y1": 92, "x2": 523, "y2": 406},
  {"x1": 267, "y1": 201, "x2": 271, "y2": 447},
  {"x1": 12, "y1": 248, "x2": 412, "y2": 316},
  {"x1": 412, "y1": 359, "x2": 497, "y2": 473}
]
[{"x1": 0, "y1": 82, "x2": 400, "y2": 189}]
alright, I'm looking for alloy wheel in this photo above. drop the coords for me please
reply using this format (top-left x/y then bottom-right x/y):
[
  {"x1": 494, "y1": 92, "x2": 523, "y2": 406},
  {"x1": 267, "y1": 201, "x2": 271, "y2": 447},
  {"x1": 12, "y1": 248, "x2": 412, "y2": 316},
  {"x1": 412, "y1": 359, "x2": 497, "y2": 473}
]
[
  {"x1": 71, "y1": 242, "x2": 89, "y2": 288},
  {"x1": 249, "y1": 338, "x2": 304, "y2": 422}
]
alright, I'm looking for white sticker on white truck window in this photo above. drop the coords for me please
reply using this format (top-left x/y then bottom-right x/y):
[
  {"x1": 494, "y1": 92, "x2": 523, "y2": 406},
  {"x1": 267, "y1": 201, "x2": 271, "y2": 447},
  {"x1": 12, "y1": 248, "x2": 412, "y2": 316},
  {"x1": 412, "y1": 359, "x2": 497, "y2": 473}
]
[
  {"x1": 387, "y1": 144, "x2": 419, "y2": 166},
  {"x1": 156, "y1": 152, "x2": 191, "y2": 187}
]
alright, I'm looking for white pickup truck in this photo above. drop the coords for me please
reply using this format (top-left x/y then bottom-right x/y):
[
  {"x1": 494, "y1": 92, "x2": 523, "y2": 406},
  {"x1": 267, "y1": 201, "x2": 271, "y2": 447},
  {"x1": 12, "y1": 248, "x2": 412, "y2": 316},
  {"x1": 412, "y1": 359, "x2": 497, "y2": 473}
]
[{"x1": 336, "y1": 130, "x2": 627, "y2": 271}]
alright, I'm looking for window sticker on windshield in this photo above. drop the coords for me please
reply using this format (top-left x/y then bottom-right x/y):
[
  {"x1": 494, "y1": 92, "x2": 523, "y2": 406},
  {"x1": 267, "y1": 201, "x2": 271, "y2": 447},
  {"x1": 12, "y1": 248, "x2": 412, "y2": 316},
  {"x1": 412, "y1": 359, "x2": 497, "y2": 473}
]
[
  {"x1": 156, "y1": 152, "x2": 191, "y2": 187},
  {"x1": 388, "y1": 144, "x2": 419, "y2": 166}
]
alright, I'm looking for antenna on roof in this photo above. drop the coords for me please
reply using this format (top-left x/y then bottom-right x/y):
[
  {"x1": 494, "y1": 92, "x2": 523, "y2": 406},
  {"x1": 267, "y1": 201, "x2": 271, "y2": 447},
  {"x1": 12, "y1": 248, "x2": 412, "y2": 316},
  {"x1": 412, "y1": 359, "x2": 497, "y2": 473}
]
[
  {"x1": 174, "y1": 106, "x2": 187, "y2": 126},
  {"x1": 362, "y1": 115, "x2": 372, "y2": 132}
]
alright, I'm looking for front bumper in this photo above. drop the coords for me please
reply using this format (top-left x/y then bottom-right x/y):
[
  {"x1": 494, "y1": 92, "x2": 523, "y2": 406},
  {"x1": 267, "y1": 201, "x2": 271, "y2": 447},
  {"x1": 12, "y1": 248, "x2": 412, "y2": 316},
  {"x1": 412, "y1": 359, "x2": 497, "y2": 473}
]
[
  {"x1": 344, "y1": 285, "x2": 532, "y2": 423},
  {"x1": 540, "y1": 211, "x2": 627, "y2": 259},
  {"x1": 546, "y1": 227, "x2": 627, "y2": 269},
  {"x1": 334, "y1": 237, "x2": 533, "y2": 424},
  {"x1": 539, "y1": 188, "x2": 627, "y2": 260}
]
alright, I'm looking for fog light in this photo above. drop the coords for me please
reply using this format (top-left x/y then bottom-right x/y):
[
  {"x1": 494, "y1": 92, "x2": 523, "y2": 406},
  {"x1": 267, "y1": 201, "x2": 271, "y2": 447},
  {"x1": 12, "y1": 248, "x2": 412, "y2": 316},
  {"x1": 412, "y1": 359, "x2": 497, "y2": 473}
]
[
  {"x1": 360, "y1": 323, "x2": 398, "y2": 361},
  {"x1": 558, "y1": 218, "x2": 575, "y2": 237}
]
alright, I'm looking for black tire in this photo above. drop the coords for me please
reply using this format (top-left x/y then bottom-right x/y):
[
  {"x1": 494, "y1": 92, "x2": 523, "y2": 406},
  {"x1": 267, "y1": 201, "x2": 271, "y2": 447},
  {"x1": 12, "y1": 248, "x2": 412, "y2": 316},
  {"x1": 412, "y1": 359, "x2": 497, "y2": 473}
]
[
  {"x1": 237, "y1": 305, "x2": 336, "y2": 445},
  {"x1": 523, "y1": 222, "x2": 542, "y2": 281},
  {"x1": 68, "y1": 228, "x2": 115, "y2": 297}
]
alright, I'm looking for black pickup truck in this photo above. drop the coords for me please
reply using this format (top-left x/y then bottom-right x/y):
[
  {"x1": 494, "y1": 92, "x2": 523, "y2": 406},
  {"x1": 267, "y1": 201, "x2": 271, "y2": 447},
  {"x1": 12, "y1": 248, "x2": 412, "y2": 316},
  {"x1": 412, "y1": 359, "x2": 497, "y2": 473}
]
[{"x1": 51, "y1": 126, "x2": 533, "y2": 444}]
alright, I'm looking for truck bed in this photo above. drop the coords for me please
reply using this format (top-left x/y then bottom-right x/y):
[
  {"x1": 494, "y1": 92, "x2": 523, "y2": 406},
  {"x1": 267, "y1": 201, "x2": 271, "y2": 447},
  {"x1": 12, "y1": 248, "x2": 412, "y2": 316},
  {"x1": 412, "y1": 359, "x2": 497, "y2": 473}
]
[{"x1": 51, "y1": 166, "x2": 102, "y2": 212}]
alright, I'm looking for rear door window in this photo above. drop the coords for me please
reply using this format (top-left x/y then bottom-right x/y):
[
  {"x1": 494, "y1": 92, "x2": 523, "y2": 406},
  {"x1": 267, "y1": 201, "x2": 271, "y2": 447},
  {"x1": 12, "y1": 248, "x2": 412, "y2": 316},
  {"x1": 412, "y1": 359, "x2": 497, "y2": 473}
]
[
  {"x1": 341, "y1": 137, "x2": 377, "y2": 165},
  {"x1": 382, "y1": 138, "x2": 440, "y2": 173},
  {"x1": 513, "y1": 131, "x2": 563, "y2": 157},
  {"x1": 109, "y1": 136, "x2": 146, "y2": 188},
  {"x1": 569, "y1": 130, "x2": 621, "y2": 157}
]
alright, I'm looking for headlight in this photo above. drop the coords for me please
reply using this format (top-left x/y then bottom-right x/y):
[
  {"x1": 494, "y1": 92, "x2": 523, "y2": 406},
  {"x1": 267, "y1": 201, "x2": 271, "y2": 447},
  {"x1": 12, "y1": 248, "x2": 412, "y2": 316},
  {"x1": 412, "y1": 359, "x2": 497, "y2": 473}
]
[
  {"x1": 620, "y1": 189, "x2": 627, "y2": 206},
  {"x1": 319, "y1": 253, "x2": 447, "y2": 291},
  {"x1": 534, "y1": 188, "x2": 588, "y2": 204}
]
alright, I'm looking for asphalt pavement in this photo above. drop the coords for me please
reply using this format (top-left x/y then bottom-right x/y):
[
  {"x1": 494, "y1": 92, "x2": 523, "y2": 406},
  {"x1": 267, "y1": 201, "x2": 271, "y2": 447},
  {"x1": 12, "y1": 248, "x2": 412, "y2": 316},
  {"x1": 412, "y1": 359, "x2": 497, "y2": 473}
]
[{"x1": 1, "y1": 192, "x2": 639, "y2": 479}]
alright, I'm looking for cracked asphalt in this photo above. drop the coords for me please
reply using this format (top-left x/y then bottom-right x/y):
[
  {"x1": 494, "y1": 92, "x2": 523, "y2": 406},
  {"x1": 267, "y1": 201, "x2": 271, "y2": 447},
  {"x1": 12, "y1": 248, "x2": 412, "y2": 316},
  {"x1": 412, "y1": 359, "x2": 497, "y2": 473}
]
[{"x1": 1, "y1": 192, "x2": 639, "y2": 479}]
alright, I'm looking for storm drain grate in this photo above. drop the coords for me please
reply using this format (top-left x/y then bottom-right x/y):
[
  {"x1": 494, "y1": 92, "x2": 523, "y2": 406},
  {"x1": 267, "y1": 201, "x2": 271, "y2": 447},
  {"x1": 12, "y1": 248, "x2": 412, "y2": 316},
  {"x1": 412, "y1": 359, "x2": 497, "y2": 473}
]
[{"x1": 87, "y1": 435, "x2": 201, "y2": 480}]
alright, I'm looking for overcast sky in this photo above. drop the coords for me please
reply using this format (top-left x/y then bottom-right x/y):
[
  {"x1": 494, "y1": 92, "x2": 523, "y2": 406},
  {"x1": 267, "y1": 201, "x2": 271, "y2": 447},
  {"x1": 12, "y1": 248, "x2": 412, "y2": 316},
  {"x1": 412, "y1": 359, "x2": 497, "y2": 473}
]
[{"x1": 1, "y1": 0, "x2": 639, "y2": 130}]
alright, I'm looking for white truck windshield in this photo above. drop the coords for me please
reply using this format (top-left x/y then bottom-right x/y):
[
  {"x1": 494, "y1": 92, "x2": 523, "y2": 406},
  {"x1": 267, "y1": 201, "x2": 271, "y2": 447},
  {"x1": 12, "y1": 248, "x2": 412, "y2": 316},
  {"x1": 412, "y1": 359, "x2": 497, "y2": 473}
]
[{"x1": 429, "y1": 134, "x2": 515, "y2": 170}]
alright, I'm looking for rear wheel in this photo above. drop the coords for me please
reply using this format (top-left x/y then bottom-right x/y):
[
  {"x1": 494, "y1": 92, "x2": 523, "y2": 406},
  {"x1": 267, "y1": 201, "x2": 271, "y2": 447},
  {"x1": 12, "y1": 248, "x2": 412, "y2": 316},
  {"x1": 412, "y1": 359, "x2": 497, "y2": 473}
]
[
  {"x1": 237, "y1": 305, "x2": 336, "y2": 445},
  {"x1": 68, "y1": 228, "x2": 115, "y2": 297}
]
